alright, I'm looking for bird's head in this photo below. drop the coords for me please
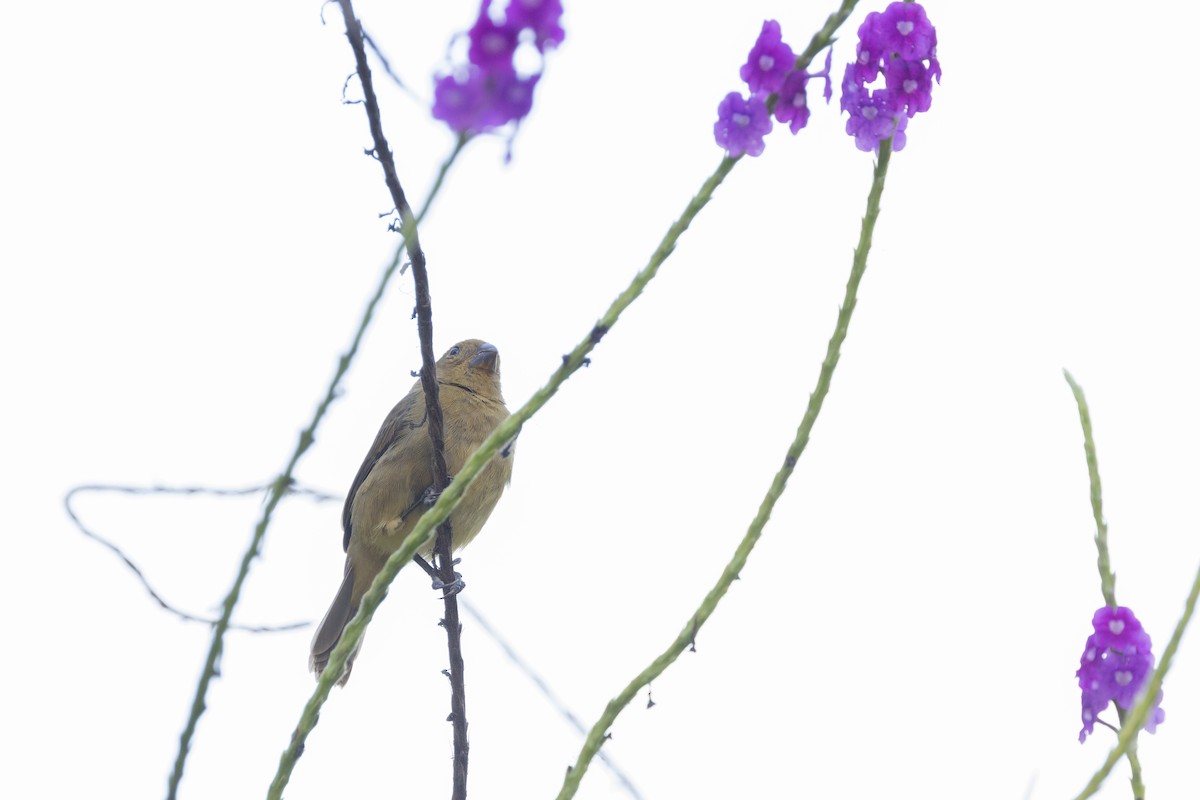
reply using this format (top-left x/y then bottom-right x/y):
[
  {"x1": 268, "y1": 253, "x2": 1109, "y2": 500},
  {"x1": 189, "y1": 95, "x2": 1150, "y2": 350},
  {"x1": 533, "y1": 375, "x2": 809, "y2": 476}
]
[{"x1": 435, "y1": 339, "x2": 504, "y2": 398}]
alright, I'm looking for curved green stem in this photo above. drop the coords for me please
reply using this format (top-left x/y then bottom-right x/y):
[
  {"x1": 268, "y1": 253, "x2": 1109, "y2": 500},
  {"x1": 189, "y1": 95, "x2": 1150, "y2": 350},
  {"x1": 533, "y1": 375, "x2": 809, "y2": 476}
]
[
  {"x1": 1064, "y1": 370, "x2": 1117, "y2": 608},
  {"x1": 555, "y1": 141, "x2": 893, "y2": 800}
]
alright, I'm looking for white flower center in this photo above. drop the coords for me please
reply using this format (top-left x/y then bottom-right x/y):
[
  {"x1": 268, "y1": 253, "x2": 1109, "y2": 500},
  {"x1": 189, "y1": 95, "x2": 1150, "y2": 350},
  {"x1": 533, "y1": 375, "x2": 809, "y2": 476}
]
[
  {"x1": 759, "y1": 55, "x2": 775, "y2": 71},
  {"x1": 897, "y1": 20, "x2": 914, "y2": 36},
  {"x1": 903, "y1": 79, "x2": 918, "y2": 93},
  {"x1": 732, "y1": 112, "x2": 751, "y2": 128},
  {"x1": 862, "y1": 106, "x2": 878, "y2": 121},
  {"x1": 1114, "y1": 670, "x2": 1134, "y2": 686},
  {"x1": 1109, "y1": 619, "x2": 1126, "y2": 635},
  {"x1": 792, "y1": 94, "x2": 806, "y2": 108}
]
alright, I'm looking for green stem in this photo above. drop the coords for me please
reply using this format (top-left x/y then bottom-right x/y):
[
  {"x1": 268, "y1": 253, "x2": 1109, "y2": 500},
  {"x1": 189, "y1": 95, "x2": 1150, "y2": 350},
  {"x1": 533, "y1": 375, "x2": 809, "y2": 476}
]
[
  {"x1": 554, "y1": 141, "x2": 893, "y2": 800},
  {"x1": 267, "y1": 152, "x2": 741, "y2": 800},
  {"x1": 1064, "y1": 370, "x2": 1117, "y2": 607},
  {"x1": 164, "y1": 141, "x2": 464, "y2": 800}
]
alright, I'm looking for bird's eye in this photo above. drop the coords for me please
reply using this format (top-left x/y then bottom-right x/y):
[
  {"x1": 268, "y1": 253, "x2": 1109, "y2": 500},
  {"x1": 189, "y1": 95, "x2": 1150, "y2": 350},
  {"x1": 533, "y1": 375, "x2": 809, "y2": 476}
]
[{"x1": 448, "y1": 346, "x2": 461, "y2": 356}]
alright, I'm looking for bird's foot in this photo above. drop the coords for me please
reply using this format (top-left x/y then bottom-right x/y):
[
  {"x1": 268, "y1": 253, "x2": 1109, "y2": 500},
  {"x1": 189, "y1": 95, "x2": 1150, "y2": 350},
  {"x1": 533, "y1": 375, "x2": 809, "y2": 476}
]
[
  {"x1": 420, "y1": 475, "x2": 455, "y2": 506},
  {"x1": 432, "y1": 571, "x2": 466, "y2": 597}
]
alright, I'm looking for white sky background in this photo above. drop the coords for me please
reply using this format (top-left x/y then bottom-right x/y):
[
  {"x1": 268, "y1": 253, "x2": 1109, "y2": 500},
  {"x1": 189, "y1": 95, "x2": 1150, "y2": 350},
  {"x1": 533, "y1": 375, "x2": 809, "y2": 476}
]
[{"x1": 3, "y1": 1, "x2": 1199, "y2": 798}]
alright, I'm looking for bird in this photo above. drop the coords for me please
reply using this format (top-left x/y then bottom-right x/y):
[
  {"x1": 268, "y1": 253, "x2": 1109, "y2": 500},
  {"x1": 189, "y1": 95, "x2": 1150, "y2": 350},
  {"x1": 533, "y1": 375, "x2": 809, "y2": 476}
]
[{"x1": 309, "y1": 339, "x2": 514, "y2": 684}]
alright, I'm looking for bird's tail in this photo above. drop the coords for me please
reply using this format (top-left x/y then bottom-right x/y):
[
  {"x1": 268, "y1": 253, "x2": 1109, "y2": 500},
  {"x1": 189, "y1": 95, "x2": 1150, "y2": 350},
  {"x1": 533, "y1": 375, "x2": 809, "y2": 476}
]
[{"x1": 309, "y1": 556, "x2": 364, "y2": 686}]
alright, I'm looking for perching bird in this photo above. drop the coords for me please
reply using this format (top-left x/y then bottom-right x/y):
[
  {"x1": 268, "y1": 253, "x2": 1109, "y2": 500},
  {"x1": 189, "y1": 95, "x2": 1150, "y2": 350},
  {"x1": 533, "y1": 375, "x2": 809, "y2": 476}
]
[{"x1": 310, "y1": 339, "x2": 514, "y2": 684}]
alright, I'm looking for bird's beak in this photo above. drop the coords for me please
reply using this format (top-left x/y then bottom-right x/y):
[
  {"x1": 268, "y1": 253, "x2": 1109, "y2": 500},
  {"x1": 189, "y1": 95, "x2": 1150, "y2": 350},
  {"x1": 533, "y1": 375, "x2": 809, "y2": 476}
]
[{"x1": 470, "y1": 342, "x2": 500, "y2": 371}]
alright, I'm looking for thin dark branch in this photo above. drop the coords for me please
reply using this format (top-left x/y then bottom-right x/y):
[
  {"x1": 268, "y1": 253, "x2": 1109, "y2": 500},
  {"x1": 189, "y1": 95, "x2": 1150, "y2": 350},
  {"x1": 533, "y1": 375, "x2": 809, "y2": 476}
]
[
  {"x1": 336, "y1": 2, "x2": 469, "y2": 797},
  {"x1": 65, "y1": 482, "x2": 332, "y2": 632}
]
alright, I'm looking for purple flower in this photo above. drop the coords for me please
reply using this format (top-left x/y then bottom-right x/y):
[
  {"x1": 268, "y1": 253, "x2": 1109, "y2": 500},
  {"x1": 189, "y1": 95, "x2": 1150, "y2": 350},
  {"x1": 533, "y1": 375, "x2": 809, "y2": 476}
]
[
  {"x1": 433, "y1": 68, "x2": 539, "y2": 135},
  {"x1": 884, "y1": 58, "x2": 933, "y2": 117},
  {"x1": 840, "y1": 64, "x2": 860, "y2": 114},
  {"x1": 877, "y1": 1, "x2": 936, "y2": 62},
  {"x1": 713, "y1": 19, "x2": 840, "y2": 154},
  {"x1": 432, "y1": 0, "x2": 561, "y2": 137},
  {"x1": 1076, "y1": 606, "x2": 1165, "y2": 743},
  {"x1": 840, "y1": 1, "x2": 938, "y2": 152},
  {"x1": 432, "y1": 72, "x2": 483, "y2": 133},
  {"x1": 843, "y1": 82, "x2": 907, "y2": 152},
  {"x1": 505, "y1": 0, "x2": 565, "y2": 51},
  {"x1": 468, "y1": 14, "x2": 520, "y2": 71},
  {"x1": 851, "y1": 12, "x2": 884, "y2": 84},
  {"x1": 714, "y1": 92, "x2": 772, "y2": 157},
  {"x1": 774, "y1": 71, "x2": 811, "y2": 134},
  {"x1": 739, "y1": 20, "x2": 795, "y2": 95},
  {"x1": 485, "y1": 70, "x2": 538, "y2": 127}
]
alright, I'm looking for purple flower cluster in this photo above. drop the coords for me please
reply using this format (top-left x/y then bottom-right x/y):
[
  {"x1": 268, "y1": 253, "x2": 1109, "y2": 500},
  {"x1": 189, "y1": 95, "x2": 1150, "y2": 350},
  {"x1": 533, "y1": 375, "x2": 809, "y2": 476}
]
[
  {"x1": 432, "y1": 0, "x2": 564, "y2": 136},
  {"x1": 713, "y1": 20, "x2": 832, "y2": 158},
  {"x1": 1076, "y1": 606, "x2": 1165, "y2": 743},
  {"x1": 841, "y1": 2, "x2": 940, "y2": 152}
]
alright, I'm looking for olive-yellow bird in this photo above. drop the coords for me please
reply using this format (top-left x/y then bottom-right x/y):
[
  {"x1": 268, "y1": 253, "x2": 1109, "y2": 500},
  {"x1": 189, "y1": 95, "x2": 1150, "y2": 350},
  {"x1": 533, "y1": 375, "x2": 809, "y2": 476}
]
[{"x1": 310, "y1": 339, "x2": 514, "y2": 684}]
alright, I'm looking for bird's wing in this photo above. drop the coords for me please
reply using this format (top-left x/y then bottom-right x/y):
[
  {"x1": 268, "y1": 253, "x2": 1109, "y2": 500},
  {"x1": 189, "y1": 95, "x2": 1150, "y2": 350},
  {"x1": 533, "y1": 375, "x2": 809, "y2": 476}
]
[{"x1": 342, "y1": 390, "x2": 428, "y2": 551}]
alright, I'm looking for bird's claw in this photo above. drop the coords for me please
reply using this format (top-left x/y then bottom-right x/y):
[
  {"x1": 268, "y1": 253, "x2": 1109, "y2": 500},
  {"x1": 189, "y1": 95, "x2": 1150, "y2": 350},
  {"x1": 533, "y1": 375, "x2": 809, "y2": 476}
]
[
  {"x1": 421, "y1": 475, "x2": 455, "y2": 506},
  {"x1": 431, "y1": 572, "x2": 466, "y2": 597}
]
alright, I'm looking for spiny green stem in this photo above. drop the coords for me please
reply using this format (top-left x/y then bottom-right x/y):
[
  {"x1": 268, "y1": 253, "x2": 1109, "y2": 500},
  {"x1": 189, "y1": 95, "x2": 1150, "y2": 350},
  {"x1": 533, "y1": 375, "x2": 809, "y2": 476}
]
[
  {"x1": 555, "y1": 140, "x2": 893, "y2": 800},
  {"x1": 164, "y1": 142, "x2": 463, "y2": 800},
  {"x1": 267, "y1": 151, "x2": 740, "y2": 800},
  {"x1": 1064, "y1": 370, "x2": 1117, "y2": 607}
]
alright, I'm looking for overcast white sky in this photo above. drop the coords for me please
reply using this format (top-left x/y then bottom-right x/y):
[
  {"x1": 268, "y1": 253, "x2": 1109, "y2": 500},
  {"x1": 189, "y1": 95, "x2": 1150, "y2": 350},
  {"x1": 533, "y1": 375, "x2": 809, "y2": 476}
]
[{"x1": 3, "y1": 2, "x2": 1199, "y2": 798}]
